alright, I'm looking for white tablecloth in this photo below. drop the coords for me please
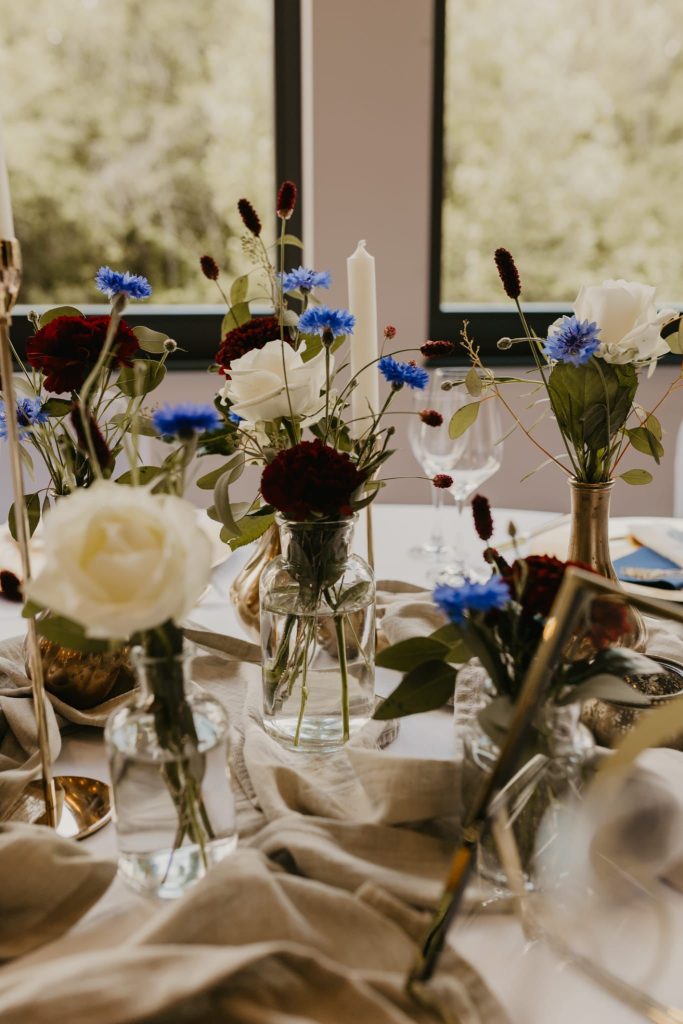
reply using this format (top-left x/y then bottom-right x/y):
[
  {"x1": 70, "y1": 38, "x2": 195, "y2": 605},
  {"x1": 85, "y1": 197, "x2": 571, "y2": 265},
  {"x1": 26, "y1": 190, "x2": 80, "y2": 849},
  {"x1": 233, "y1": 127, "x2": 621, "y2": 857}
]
[{"x1": 4, "y1": 503, "x2": 683, "y2": 1023}]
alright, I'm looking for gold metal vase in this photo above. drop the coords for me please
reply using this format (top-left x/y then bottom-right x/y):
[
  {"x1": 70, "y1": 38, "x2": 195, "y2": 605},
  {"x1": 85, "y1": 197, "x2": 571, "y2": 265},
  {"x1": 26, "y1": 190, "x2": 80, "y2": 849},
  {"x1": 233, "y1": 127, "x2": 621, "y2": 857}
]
[
  {"x1": 230, "y1": 522, "x2": 281, "y2": 638},
  {"x1": 566, "y1": 478, "x2": 647, "y2": 655}
]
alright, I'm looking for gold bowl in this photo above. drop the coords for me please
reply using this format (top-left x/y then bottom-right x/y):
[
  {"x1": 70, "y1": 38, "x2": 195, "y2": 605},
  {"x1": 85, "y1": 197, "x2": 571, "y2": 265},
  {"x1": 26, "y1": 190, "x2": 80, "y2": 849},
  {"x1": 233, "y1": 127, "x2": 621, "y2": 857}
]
[{"x1": 27, "y1": 636, "x2": 136, "y2": 710}]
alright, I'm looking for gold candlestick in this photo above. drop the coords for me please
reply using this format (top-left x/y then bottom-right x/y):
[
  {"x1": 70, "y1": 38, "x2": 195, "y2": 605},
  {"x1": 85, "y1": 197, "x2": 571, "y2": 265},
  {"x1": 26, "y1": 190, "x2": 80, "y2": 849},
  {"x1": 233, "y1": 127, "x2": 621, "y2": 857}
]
[
  {"x1": 0, "y1": 238, "x2": 111, "y2": 839},
  {"x1": 0, "y1": 238, "x2": 58, "y2": 826}
]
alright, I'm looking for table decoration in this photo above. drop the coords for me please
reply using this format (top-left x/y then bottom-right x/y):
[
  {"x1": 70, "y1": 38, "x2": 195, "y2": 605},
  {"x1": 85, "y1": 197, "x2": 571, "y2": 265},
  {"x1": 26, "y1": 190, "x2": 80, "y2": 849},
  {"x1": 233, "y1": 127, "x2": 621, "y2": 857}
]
[
  {"x1": 452, "y1": 249, "x2": 683, "y2": 650},
  {"x1": 199, "y1": 181, "x2": 442, "y2": 750},
  {"x1": 408, "y1": 566, "x2": 683, "y2": 990},
  {"x1": 24, "y1": 404, "x2": 237, "y2": 897},
  {"x1": 376, "y1": 498, "x2": 660, "y2": 886}
]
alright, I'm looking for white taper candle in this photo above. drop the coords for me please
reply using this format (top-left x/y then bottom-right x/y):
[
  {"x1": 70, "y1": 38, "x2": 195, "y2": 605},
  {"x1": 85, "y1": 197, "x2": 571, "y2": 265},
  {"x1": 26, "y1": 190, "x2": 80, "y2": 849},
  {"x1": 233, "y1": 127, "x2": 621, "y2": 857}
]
[{"x1": 347, "y1": 240, "x2": 379, "y2": 436}]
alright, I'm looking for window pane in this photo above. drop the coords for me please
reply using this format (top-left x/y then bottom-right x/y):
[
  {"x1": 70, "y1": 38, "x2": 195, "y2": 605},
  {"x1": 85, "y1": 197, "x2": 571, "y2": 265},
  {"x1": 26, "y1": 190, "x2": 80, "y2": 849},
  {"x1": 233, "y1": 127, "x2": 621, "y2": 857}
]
[
  {"x1": 440, "y1": 0, "x2": 682, "y2": 304},
  {"x1": 0, "y1": 0, "x2": 274, "y2": 304}
]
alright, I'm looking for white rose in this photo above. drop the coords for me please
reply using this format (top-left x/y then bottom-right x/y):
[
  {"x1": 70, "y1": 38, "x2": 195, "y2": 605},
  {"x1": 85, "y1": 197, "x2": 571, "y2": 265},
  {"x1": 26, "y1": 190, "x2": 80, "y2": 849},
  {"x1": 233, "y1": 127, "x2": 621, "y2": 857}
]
[
  {"x1": 573, "y1": 280, "x2": 677, "y2": 369},
  {"x1": 26, "y1": 481, "x2": 211, "y2": 640},
  {"x1": 220, "y1": 339, "x2": 330, "y2": 423}
]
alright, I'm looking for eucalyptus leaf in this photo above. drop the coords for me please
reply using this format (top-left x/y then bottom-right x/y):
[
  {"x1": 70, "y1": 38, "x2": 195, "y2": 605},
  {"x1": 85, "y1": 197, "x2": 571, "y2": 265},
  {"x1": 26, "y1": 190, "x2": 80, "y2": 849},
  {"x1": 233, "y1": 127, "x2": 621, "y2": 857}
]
[
  {"x1": 133, "y1": 326, "x2": 169, "y2": 354},
  {"x1": 115, "y1": 466, "x2": 162, "y2": 485},
  {"x1": 38, "y1": 305, "x2": 84, "y2": 328},
  {"x1": 619, "y1": 468, "x2": 653, "y2": 485},
  {"x1": 221, "y1": 302, "x2": 251, "y2": 334},
  {"x1": 558, "y1": 675, "x2": 654, "y2": 707},
  {"x1": 465, "y1": 367, "x2": 483, "y2": 397},
  {"x1": 117, "y1": 360, "x2": 166, "y2": 398},
  {"x1": 645, "y1": 413, "x2": 663, "y2": 441},
  {"x1": 228, "y1": 511, "x2": 275, "y2": 551},
  {"x1": 8, "y1": 492, "x2": 41, "y2": 541},
  {"x1": 281, "y1": 234, "x2": 304, "y2": 248},
  {"x1": 197, "y1": 464, "x2": 232, "y2": 490},
  {"x1": 41, "y1": 398, "x2": 73, "y2": 418},
  {"x1": 449, "y1": 401, "x2": 479, "y2": 440},
  {"x1": 376, "y1": 636, "x2": 450, "y2": 672},
  {"x1": 373, "y1": 660, "x2": 456, "y2": 719},
  {"x1": 335, "y1": 581, "x2": 372, "y2": 611},
  {"x1": 36, "y1": 614, "x2": 112, "y2": 654},
  {"x1": 626, "y1": 426, "x2": 664, "y2": 463},
  {"x1": 230, "y1": 275, "x2": 249, "y2": 305}
]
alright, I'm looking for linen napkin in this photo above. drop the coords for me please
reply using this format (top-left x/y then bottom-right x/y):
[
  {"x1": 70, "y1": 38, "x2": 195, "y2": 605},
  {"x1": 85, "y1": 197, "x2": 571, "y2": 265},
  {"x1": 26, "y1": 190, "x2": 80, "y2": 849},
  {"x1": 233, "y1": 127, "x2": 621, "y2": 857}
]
[
  {"x1": 0, "y1": 847, "x2": 509, "y2": 1024},
  {"x1": 615, "y1": 545, "x2": 683, "y2": 589},
  {"x1": 0, "y1": 822, "x2": 116, "y2": 960}
]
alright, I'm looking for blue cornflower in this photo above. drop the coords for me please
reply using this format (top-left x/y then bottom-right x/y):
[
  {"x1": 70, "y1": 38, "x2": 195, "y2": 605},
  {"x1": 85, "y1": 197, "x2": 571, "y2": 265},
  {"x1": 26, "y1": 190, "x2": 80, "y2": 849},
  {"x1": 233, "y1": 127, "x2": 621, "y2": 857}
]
[
  {"x1": 280, "y1": 266, "x2": 331, "y2": 293},
  {"x1": 543, "y1": 316, "x2": 601, "y2": 367},
  {"x1": 378, "y1": 355, "x2": 429, "y2": 390},
  {"x1": 228, "y1": 410, "x2": 243, "y2": 425},
  {"x1": 433, "y1": 577, "x2": 510, "y2": 625},
  {"x1": 298, "y1": 306, "x2": 355, "y2": 338},
  {"x1": 95, "y1": 266, "x2": 153, "y2": 301},
  {"x1": 0, "y1": 398, "x2": 48, "y2": 440},
  {"x1": 152, "y1": 403, "x2": 222, "y2": 439}
]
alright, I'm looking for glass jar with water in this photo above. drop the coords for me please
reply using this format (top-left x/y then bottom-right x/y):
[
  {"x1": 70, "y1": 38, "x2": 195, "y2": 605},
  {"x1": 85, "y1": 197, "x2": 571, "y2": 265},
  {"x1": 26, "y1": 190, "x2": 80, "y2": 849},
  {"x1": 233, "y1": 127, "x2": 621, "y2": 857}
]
[
  {"x1": 105, "y1": 643, "x2": 237, "y2": 899},
  {"x1": 260, "y1": 514, "x2": 375, "y2": 752}
]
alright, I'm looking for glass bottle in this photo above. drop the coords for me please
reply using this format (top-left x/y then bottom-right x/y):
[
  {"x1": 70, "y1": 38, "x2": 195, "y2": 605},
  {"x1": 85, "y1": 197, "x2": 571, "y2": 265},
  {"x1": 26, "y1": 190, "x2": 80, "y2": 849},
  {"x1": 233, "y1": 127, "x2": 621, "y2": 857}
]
[
  {"x1": 105, "y1": 643, "x2": 237, "y2": 899},
  {"x1": 260, "y1": 515, "x2": 375, "y2": 752}
]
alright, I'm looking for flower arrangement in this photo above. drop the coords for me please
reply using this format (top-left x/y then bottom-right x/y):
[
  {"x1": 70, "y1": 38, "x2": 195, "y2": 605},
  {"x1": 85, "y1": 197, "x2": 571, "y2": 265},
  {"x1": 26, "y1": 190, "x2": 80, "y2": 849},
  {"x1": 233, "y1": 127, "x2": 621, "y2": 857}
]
[
  {"x1": 451, "y1": 250, "x2": 682, "y2": 487},
  {"x1": 375, "y1": 496, "x2": 659, "y2": 748},
  {"x1": 197, "y1": 180, "x2": 446, "y2": 554}
]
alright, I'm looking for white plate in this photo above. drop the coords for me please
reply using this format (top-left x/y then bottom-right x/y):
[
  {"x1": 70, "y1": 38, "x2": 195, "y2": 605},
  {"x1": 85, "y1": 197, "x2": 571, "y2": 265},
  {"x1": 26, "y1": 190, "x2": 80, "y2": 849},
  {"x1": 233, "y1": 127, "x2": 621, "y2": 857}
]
[{"x1": 526, "y1": 515, "x2": 683, "y2": 603}]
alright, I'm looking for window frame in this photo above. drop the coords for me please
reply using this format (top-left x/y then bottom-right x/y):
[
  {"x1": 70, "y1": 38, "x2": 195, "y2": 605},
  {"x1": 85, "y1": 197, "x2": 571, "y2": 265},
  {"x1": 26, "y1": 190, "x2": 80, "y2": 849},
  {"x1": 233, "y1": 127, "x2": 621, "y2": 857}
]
[
  {"x1": 10, "y1": 0, "x2": 302, "y2": 371},
  {"x1": 428, "y1": 0, "x2": 681, "y2": 365}
]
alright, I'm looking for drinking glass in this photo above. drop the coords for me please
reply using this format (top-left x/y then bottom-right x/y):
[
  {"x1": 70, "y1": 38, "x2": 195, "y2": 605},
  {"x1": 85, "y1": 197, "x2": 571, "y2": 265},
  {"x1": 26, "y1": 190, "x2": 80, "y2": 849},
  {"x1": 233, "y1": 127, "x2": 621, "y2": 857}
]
[
  {"x1": 440, "y1": 369, "x2": 503, "y2": 580},
  {"x1": 408, "y1": 369, "x2": 467, "y2": 559}
]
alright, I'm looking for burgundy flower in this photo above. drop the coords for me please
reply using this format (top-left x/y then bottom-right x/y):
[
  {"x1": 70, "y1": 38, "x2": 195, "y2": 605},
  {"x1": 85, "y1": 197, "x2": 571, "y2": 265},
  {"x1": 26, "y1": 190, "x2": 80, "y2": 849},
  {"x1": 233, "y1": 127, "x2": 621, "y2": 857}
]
[
  {"x1": 433, "y1": 474, "x2": 453, "y2": 489},
  {"x1": 261, "y1": 440, "x2": 366, "y2": 521},
  {"x1": 0, "y1": 570, "x2": 21, "y2": 603},
  {"x1": 420, "y1": 340, "x2": 454, "y2": 358},
  {"x1": 586, "y1": 598, "x2": 635, "y2": 651},
  {"x1": 237, "y1": 197, "x2": 262, "y2": 236},
  {"x1": 200, "y1": 255, "x2": 219, "y2": 280},
  {"x1": 494, "y1": 248, "x2": 522, "y2": 300},
  {"x1": 215, "y1": 315, "x2": 282, "y2": 377},
  {"x1": 419, "y1": 409, "x2": 443, "y2": 427},
  {"x1": 70, "y1": 403, "x2": 114, "y2": 473},
  {"x1": 276, "y1": 180, "x2": 297, "y2": 220},
  {"x1": 27, "y1": 316, "x2": 139, "y2": 394},
  {"x1": 472, "y1": 494, "x2": 494, "y2": 542},
  {"x1": 384, "y1": 325, "x2": 397, "y2": 340}
]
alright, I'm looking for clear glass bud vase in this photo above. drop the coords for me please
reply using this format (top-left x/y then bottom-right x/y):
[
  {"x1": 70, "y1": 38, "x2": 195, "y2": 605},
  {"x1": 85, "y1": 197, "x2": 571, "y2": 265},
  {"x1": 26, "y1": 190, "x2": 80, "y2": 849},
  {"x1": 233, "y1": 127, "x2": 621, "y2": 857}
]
[
  {"x1": 260, "y1": 515, "x2": 376, "y2": 752},
  {"x1": 105, "y1": 644, "x2": 237, "y2": 899}
]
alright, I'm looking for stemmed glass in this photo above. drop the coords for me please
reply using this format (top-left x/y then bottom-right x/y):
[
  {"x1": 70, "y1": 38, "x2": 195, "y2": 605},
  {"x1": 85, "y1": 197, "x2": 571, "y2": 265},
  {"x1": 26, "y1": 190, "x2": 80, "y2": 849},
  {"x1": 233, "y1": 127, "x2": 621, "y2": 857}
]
[
  {"x1": 440, "y1": 368, "x2": 503, "y2": 580},
  {"x1": 408, "y1": 369, "x2": 467, "y2": 559}
]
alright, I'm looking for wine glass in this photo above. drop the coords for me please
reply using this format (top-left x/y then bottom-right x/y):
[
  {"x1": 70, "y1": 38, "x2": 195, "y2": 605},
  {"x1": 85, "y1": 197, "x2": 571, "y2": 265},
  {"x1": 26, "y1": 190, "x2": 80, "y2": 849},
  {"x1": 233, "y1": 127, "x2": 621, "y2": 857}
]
[
  {"x1": 407, "y1": 368, "x2": 468, "y2": 559},
  {"x1": 439, "y1": 369, "x2": 503, "y2": 580}
]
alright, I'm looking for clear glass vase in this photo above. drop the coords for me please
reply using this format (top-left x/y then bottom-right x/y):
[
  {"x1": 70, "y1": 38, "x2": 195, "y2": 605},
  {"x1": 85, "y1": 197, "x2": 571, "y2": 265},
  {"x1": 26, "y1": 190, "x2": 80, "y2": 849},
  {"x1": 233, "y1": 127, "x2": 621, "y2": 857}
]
[
  {"x1": 260, "y1": 515, "x2": 375, "y2": 752},
  {"x1": 105, "y1": 644, "x2": 237, "y2": 899},
  {"x1": 459, "y1": 674, "x2": 594, "y2": 892}
]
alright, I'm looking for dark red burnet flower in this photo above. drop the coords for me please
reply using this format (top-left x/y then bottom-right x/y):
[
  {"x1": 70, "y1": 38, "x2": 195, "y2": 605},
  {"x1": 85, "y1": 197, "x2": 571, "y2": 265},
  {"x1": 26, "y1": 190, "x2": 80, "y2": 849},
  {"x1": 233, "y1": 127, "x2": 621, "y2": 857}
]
[
  {"x1": 276, "y1": 180, "x2": 297, "y2": 220},
  {"x1": 472, "y1": 493, "x2": 493, "y2": 542},
  {"x1": 27, "y1": 316, "x2": 139, "y2": 394},
  {"x1": 261, "y1": 440, "x2": 366, "y2": 521},
  {"x1": 70, "y1": 403, "x2": 114, "y2": 473},
  {"x1": 237, "y1": 197, "x2": 262, "y2": 236},
  {"x1": 433, "y1": 474, "x2": 453, "y2": 489},
  {"x1": 420, "y1": 409, "x2": 443, "y2": 427},
  {"x1": 215, "y1": 315, "x2": 282, "y2": 377},
  {"x1": 0, "y1": 570, "x2": 21, "y2": 603},
  {"x1": 420, "y1": 340, "x2": 454, "y2": 358},
  {"x1": 200, "y1": 254, "x2": 220, "y2": 280},
  {"x1": 494, "y1": 247, "x2": 522, "y2": 300}
]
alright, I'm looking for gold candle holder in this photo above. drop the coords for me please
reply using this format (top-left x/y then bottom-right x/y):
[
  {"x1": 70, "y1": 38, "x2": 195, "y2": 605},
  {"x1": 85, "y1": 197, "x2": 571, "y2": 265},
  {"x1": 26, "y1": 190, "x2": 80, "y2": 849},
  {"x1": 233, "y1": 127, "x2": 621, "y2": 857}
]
[
  {"x1": 0, "y1": 237, "x2": 58, "y2": 827},
  {"x1": 0, "y1": 238, "x2": 110, "y2": 839}
]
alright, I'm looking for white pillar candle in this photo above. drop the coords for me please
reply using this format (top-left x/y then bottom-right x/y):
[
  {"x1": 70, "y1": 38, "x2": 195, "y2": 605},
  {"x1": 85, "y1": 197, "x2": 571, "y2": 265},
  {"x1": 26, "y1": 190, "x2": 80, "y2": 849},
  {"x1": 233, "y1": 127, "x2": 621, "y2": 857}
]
[
  {"x1": 347, "y1": 239, "x2": 379, "y2": 435},
  {"x1": 0, "y1": 124, "x2": 14, "y2": 239}
]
